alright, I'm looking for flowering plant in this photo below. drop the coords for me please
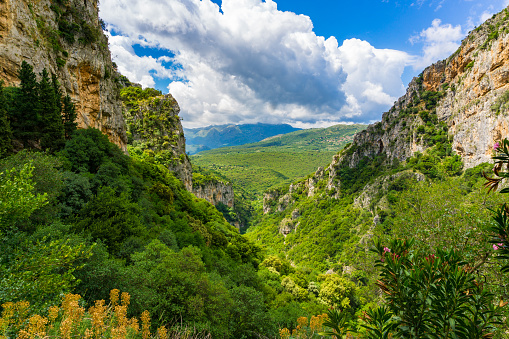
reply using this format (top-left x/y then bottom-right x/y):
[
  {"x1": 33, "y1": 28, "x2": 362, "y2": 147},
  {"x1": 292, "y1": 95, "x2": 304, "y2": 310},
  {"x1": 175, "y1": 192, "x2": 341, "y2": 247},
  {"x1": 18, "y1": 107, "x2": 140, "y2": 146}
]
[
  {"x1": 369, "y1": 238, "x2": 502, "y2": 338},
  {"x1": 485, "y1": 138, "x2": 509, "y2": 272}
]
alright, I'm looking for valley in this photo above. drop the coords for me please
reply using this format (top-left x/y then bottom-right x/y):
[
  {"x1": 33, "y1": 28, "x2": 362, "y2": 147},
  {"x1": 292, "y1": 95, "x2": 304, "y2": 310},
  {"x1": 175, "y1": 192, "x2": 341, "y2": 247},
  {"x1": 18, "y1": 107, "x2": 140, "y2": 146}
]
[
  {"x1": 184, "y1": 123, "x2": 301, "y2": 154},
  {"x1": 0, "y1": 0, "x2": 509, "y2": 338},
  {"x1": 191, "y1": 124, "x2": 366, "y2": 197}
]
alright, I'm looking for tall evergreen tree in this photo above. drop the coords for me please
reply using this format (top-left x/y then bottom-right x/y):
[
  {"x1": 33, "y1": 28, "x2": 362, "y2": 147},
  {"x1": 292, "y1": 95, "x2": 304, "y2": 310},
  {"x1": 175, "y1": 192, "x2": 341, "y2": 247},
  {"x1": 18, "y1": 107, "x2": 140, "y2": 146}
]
[
  {"x1": 13, "y1": 61, "x2": 39, "y2": 146},
  {"x1": 51, "y1": 73, "x2": 63, "y2": 117},
  {"x1": 62, "y1": 94, "x2": 78, "y2": 140},
  {"x1": 0, "y1": 81, "x2": 13, "y2": 158},
  {"x1": 38, "y1": 69, "x2": 65, "y2": 152}
]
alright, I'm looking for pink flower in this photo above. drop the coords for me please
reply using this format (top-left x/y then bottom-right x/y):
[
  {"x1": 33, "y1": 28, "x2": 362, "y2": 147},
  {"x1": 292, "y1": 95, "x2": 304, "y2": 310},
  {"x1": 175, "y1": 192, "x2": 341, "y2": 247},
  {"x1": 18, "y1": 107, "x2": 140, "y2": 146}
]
[
  {"x1": 383, "y1": 247, "x2": 391, "y2": 253},
  {"x1": 494, "y1": 142, "x2": 500, "y2": 150},
  {"x1": 494, "y1": 244, "x2": 500, "y2": 250}
]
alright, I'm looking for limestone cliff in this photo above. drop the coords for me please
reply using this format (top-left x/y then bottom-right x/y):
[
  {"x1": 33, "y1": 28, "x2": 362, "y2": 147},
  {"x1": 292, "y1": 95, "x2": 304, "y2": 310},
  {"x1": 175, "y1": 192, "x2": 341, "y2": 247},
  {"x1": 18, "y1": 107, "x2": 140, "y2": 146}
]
[
  {"x1": 191, "y1": 171, "x2": 240, "y2": 228},
  {"x1": 262, "y1": 167, "x2": 325, "y2": 214},
  {"x1": 263, "y1": 7, "x2": 509, "y2": 212},
  {"x1": 325, "y1": 7, "x2": 509, "y2": 189},
  {"x1": 193, "y1": 181, "x2": 235, "y2": 209},
  {"x1": 0, "y1": 0, "x2": 127, "y2": 150}
]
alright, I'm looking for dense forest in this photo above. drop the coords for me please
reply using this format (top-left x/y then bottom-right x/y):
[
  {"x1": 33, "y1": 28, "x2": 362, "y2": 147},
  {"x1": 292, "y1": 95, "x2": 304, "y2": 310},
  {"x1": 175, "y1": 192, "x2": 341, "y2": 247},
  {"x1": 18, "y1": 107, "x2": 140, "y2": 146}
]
[{"x1": 0, "y1": 63, "x2": 279, "y2": 338}]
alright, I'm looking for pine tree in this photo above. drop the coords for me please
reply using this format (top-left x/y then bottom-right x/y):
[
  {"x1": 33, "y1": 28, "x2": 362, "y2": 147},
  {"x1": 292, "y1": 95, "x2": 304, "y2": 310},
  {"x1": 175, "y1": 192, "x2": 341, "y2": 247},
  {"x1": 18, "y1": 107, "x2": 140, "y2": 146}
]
[
  {"x1": 62, "y1": 94, "x2": 78, "y2": 140},
  {"x1": 51, "y1": 73, "x2": 63, "y2": 117},
  {"x1": 13, "y1": 61, "x2": 39, "y2": 146},
  {"x1": 0, "y1": 81, "x2": 13, "y2": 158},
  {"x1": 38, "y1": 69, "x2": 65, "y2": 152}
]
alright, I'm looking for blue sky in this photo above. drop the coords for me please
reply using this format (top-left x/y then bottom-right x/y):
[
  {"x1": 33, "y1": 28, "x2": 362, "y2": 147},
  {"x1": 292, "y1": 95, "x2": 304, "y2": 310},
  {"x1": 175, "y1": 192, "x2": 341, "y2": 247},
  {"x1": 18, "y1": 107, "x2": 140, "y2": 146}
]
[{"x1": 100, "y1": 0, "x2": 508, "y2": 128}]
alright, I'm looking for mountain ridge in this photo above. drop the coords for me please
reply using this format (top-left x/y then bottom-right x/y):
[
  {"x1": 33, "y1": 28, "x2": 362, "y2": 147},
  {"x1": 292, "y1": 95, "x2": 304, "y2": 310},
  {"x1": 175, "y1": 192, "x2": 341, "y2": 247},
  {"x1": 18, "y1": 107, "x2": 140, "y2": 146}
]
[
  {"x1": 341, "y1": 9, "x2": 509, "y2": 172},
  {"x1": 191, "y1": 123, "x2": 366, "y2": 197},
  {"x1": 184, "y1": 123, "x2": 301, "y2": 154}
]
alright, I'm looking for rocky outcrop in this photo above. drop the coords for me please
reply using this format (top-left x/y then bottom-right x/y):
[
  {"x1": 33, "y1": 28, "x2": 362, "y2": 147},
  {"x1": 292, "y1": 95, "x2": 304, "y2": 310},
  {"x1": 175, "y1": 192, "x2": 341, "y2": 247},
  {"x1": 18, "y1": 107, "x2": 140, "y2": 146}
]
[
  {"x1": 323, "y1": 7, "x2": 509, "y2": 187},
  {"x1": 193, "y1": 181, "x2": 235, "y2": 208},
  {"x1": 353, "y1": 171, "x2": 425, "y2": 211},
  {"x1": 0, "y1": 0, "x2": 127, "y2": 150},
  {"x1": 263, "y1": 167, "x2": 327, "y2": 214},
  {"x1": 122, "y1": 90, "x2": 193, "y2": 190},
  {"x1": 278, "y1": 209, "x2": 301, "y2": 235},
  {"x1": 261, "y1": 8, "x2": 509, "y2": 217}
]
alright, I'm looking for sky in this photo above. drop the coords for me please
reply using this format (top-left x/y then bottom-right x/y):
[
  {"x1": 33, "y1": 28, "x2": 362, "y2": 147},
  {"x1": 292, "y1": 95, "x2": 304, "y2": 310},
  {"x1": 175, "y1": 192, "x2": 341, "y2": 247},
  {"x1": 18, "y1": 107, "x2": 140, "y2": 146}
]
[{"x1": 99, "y1": 0, "x2": 509, "y2": 129}]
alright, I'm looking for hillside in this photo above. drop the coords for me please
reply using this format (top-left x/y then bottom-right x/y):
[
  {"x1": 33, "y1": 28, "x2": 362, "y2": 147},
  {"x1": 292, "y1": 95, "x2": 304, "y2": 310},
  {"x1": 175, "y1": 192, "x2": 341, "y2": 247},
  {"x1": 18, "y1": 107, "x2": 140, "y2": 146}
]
[
  {"x1": 190, "y1": 124, "x2": 366, "y2": 197},
  {"x1": 244, "y1": 7, "x2": 509, "y2": 335},
  {"x1": 0, "y1": 1, "x2": 281, "y2": 338},
  {"x1": 249, "y1": 7, "x2": 509, "y2": 261},
  {"x1": 184, "y1": 123, "x2": 300, "y2": 154}
]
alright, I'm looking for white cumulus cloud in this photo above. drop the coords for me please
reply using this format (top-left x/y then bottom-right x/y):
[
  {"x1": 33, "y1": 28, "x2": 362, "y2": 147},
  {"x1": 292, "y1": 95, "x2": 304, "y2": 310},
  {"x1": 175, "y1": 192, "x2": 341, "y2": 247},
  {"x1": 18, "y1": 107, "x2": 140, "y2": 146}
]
[
  {"x1": 410, "y1": 19, "x2": 464, "y2": 69},
  {"x1": 100, "y1": 0, "x2": 413, "y2": 128}
]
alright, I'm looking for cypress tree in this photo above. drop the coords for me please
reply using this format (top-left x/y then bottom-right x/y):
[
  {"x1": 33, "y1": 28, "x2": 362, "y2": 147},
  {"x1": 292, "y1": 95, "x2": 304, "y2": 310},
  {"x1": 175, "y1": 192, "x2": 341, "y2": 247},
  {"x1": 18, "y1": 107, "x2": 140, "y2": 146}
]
[
  {"x1": 38, "y1": 69, "x2": 65, "y2": 152},
  {"x1": 62, "y1": 94, "x2": 78, "y2": 140},
  {"x1": 0, "y1": 81, "x2": 13, "y2": 158},
  {"x1": 13, "y1": 61, "x2": 39, "y2": 146}
]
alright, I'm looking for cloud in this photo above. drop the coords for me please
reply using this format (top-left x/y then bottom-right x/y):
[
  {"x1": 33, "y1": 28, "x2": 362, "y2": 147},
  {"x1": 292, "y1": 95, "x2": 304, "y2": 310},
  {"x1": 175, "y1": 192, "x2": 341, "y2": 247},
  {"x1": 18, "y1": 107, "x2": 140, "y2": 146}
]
[
  {"x1": 410, "y1": 19, "x2": 463, "y2": 69},
  {"x1": 107, "y1": 33, "x2": 177, "y2": 88},
  {"x1": 100, "y1": 0, "x2": 412, "y2": 128},
  {"x1": 479, "y1": 10, "x2": 494, "y2": 23}
]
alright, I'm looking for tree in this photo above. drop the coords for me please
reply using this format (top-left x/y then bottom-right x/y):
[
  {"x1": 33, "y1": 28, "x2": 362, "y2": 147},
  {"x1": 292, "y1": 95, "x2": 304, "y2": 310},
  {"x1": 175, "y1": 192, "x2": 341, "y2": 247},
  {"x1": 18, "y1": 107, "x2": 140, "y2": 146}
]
[
  {"x1": 317, "y1": 274, "x2": 357, "y2": 309},
  {"x1": 124, "y1": 241, "x2": 232, "y2": 337},
  {"x1": 0, "y1": 237, "x2": 92, "y2": 311},
  {"x1": 62, "y1": 94, "x2": 77, "y2": 139},
  {"x1": 74, "y1": 186, "x2": 144, "y2": 255},
  {"x1": 39, "y1": 69, "x2": 65, "y2": 152},
  {"x1": 0, "y1": 162, "x2": 48, "y2": 233},
  {"x1": 0, "y1": 81, "x2": 12, "y2": 157},
  {"x1": 60, "y1": 128, "x2": 127, "y2": 173},
  {"x1": 368, "y1": 238, "x2": 503, "y2": 338},
  {"x1": 12, "y1": 61, "x2": 39, "y2": 146}
]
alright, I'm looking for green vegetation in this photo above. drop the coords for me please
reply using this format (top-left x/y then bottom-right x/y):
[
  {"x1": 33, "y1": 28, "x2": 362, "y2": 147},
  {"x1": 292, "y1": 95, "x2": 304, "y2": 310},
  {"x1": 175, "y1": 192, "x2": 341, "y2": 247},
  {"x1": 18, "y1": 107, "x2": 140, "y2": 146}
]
[
  {"x1": 491, "y1": 90, "x2": 509, "y2": 116},
  {"x1": 1, "y1": 63, "x2": 363, "y2": 339},
  {"x1": 481, "y1": 24, "x2": 500, "y2": 49},
  {"x1": 184, "y1": 123, "x2": 301, "y2": 154},
  {"x1": 191, "y1": 124, "x2": 366, "y2": 197},
  {"x1": 0, "y1": 129, "x2": 278, "y2": 337},
  {"x1": 2, "y1": 61, "x2": 77, "y2": 154},
  {"x1": 121, "y1": 86, "x2": 187, "y2": 168},
  {"x1": 247, "y1": 140, "x2": 509, "y2": 337},
  {"x1": 4, "y1": 24, "x2": 509, "y2": 335},
  {"x1": 465, "y1": 60, "x2": 475, "y2": 70}
]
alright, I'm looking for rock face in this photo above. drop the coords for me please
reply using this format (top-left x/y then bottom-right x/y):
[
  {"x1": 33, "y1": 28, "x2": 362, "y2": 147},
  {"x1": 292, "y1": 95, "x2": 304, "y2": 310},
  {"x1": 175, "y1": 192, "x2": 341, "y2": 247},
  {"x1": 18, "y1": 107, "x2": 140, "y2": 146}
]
[
  {"x1": 193, "y1": 181, "x2": 235, "y2": 208},
  {"x1": 352, "y1": 171, "x2": 425, "y2": 211},
  {"x1": 0, "y1": 0, "x2": 127, "y2": 151},
  {"x1": 333, "y1": 8, "x2": 509, "y2": 173},
  {"x1": 262, "y1": 8, "x2": 509, "y2": 215},
  {"x1": 122, "y1": 90, "x2": 193, "y2": 191},
  {"x1": 263, "y1": 167, "x2": 326, "y2": 214}
]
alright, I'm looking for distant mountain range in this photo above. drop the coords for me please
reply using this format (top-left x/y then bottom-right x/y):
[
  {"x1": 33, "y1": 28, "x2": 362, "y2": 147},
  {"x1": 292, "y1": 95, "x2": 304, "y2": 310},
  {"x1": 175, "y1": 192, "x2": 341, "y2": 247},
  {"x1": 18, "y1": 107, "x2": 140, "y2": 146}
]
[
  {"x1": 184, "y1": 123, "x2": 301, "y2": 154},
  {"x1": 190, "y1": 123, "x2": 366, "y2": 196}
]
